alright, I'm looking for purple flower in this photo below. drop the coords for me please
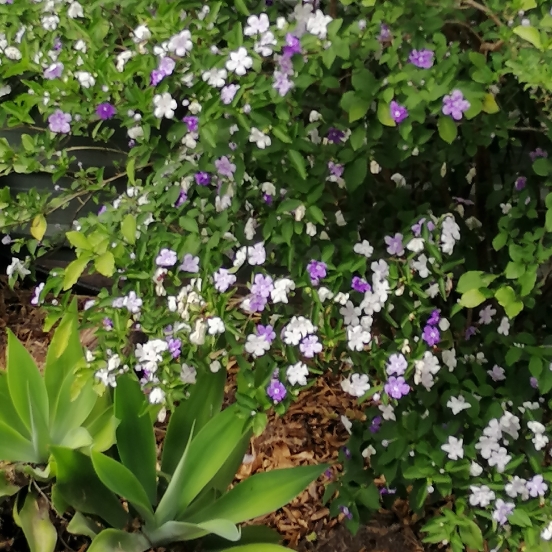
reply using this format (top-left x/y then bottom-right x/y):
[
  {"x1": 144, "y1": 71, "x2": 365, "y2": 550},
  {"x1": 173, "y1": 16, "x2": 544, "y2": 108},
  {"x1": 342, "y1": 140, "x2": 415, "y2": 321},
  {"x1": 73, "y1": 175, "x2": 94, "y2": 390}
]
[
  {"x1": 530, "y1": 148, "x2": 547, "y2": 162},
  {"x1": 102, "y1": 317, "x2": 113, "y2": 330},
  {"x1": 158, "y1": 56, "x2": 175, "y2": 76},
  {"x1": 492, "y1": 499, "x2": 514, "y2": 526},
  {"x1": 98, "y1": 205, "x2": 107, "y2": 215},
  {"x1": 96, "y1": 102, "x2": 116, "y2": 120},
  {"x1": 384, "y1": 233, "x2": 404, "y2": 256},
  {"x1": 530, "y1": 376, "x2": 538, "y2": 389},
  {"x1": 442, "y1": 90, "x2": 470, "y2": 120},
  {"x1": 251, "y1": 273, "x2": 274, "y2": 298},
  {"x1": 386, "y1": 353, "x2": 407, "y2": 377},
  {"x1": 215, "y1": 156, "x2": 236, "y2": 178},
  {"x1": 156, "y1": 248, "x2": 177, "y2": 267},
  {"x1": 267, "y1": 379, "x2": 286, "y2": 403},
  {"x1": 390, "y1": 100, "x2": 408, "y2": 124},
  {"x1": 150, "y1": 69, "x2": 165, "y2": 86},
  {"x1": 422, "y1": 324, "x2": 440, "y2": 347},
  {"x1": 339, "y1": 506, "x2": 353, "y2": 520},
  {"x1": 194, "y1": 171, "x2": 211, "y2": 186},
  {"x1": 408, "y1": 49, "x2": 434, "y2": 69},
  {"x1": 384, "y1": 376, "x2": 410, "y2": 399},
  {"x1": 327, "y1": 127, "x2": 345, "y2": 144},
  {"x1": 300, "y1": 335, "x2": 322, "y2": 358},
  {"x1": 31, "y1": 282, "x2": 45, "y2": 306},
  {"x1": 380, "y1": 487, "x2": 396, "y2": 495},
  {"x1": 257, "y1": 324, "x2": 276, "y2": 344},
  {"x1": 180, "y1": 254, "x2": 200, "y2": 273},
  {"x1": 221, "y1": 84, "x2": 240, "y2": 104},
  {"x1": 342, "y1": 446, "x2": 352, "y2": 459},
  {"x1": 378, "y1": 24, "x2": 391, "y2": 43},
  {"x1": 306, "y1": 260, "x2": 327, "y2": 286},
  {"x1": 53, "y1": 37, "x2": 62, "y2": 51},
  {"x1": 328, "y1": 161, "x2": 344, "y2": 178},
  {"x1": 273, "y1": 71, "x2": 294, "y2": 96},
  {"x1": 48, "y1": 109, "x2": 71, "y2": 134},
  {"x1": 167, "y1": 337, "x2": 181, "y2": 359},
  {"x1": 515, "y1": 176, "x2": 527, "y2": 191},
  {"x1": 427, "y1": 309, "x2": 440, "y2": 326},
  {"x1": 465, "y1": 326, "x2": 477, "y2": 340},
  {"x1": 411, "y1": 218, "x2": 426, "y2": 236},
  {"x1": 527, "y1": 475, "x2": 548, "y2": 497},
  {"x1": 351, "y1": 276, "x2": 371, "y2": 293},
  {"x1": 44, "y1": 62, "x2": 63, "y2": 79},
  {"x1": 263, "y1": 193, "x2": 273, "y2": 204},
  {"x1": 175, "y1": 190, "x2": 187, "y2": 207},
  {"x1": 369, "y1": 416, "x2": 382, "y2": 434},
  {"x1": 213, "y1": 268, "x2": 237, "y2": 292},
  {"x1": 283, "y1": 33, "x2": 302, "y2": 57},
  {"x1": 183, "y1": 116, "x2": 199, "y2": 132},
  {"x1": 249, "y1": 294, "x2": 268, "y2": 312}
]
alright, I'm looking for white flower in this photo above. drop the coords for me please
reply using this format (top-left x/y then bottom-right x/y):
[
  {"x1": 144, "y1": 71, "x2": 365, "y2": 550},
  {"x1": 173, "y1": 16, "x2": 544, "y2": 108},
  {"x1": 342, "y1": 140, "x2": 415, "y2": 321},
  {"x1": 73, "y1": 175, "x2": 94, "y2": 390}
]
[
  {"x1": 309, "y1": 110, "x2": 322, "y2": 122},
  {"x1": 41, "y1": 14, "x2": 60, "y2": 31},
  {"x1": 244, "y1": 13, "x2": 270, "y2": 35},
  {"x1": 441, "y1": 436, "x2": 464, "y2": 460},
  {"x1": 340, "y1": 301, "x2": 361, "y2": 326},
  {"x1": 362, "y1": 445, "x2": 376, "y2": 459},
  {"x1": 528, "y1": 421, "x2": 546, "y2": 434},
  {"x1": 487, "y1": 364, "x2": 506, "y2": 382},
  {"x1": 406, "y1": 237, "x2": 424, "y2": 253},
  {"x1": 6, "y1": 257, "x2": 30, "y2": 278},
  {"x1": 442, "y1": 348, "x2": 457, "y2": 371},
  {"x1": 426, "y1": 282, "x2": 439, "y2": 298},
  {"x1": 249, "y1": 127, "x2": 271, "y2": 149},
  {"x1": 341, "y1": 415, "x2": 352, "y2": 435},
  {"x1": 168, "y1": 30, "x2": 193, "y2": 56},
  {"x1": 226, "y1": 47, "x2": 253, "y2": 76},
  {"x1": 478, "y1": 304, "x2": 496, "y2": 325},
  {"x1": 414, "y1": 351, "x2": 441, "y2": 390},
  {"x1": 506, "y1": 476, "x2": 529, "y2": 500},
  {"x1": 411, "y1": 254, "x2": 430, "y2": 278},
  {"x1": 469, "y1": 485, "x2": 495, "y2": 507},
  {"x1": 371, "y1": 260, "x2": 389, "y2": 280},
  {"x1": 347, "y1": 325, "x2": 371, "y2": 351},
  {"x1": 469, "y1": 462, "x2": 483, "y2": 477},
  {"x1": 189, "y1": 319, "x2": 206, "y2": 345},
  {"x1": 5, "y1": 46, "x2": 22, "y2": 60},
  {"x1": 379, "y1": 403, "x2": 396, "y2": 421},
  {"x1": 132, "y1": 24, "x2": 151, "y2": 42},
  {"x1": 497, "y1": 317, "x2": 510, "y2": 336},
  {"x1": 207, "y1": 317, "x2": 225, "y2": 335},
  {"x1": 353, "y1": 239, "x2": 373, "y2": 257},
  {"x1": 245, "y1": 334, "x2": 270, "y2": 357},
  {"x1": 488, "y1": 447, "x2": 511, "y2": 473},
  {"x1": 317, "y1": 286, "x2": 334, "y2": 302},
  {"x1": 390, "y1": 173, "x2": 406, "y2": 187},
  {"x1": 209, "y1": 360, "x2": 222, "y2": 373},
  {"x1": 116, "y1": 50, "x2": 134, "y2": 71},
  {"x1": 67, "y1": 2, "x2": 84, "y2": 18},
  {"x1": 333, "y1": 292, "x2": 350, "y2": 306},
  {"x1": 447, "y1": 395, "x2": 471, "y2": 415},
  {"x1": 542, "y1": 522, "x2": 552, "y2": 541},
  {"x1": 370, "y1": 160, "x2": 381, "y2": 174},
  {"x1": 271, "y1": 278, "x2": 295, "y2": 304},
  {"x1": 178, "y1": 363, "x2": 196, "y2": 384},
  {"x1": 287, "y1": 361, "x2": 309, "y2": 386},
  {"x1": 254, "y1": 31, "x2": 277, "y2": 57},
  {"x1": 202, "y1": 67, "x2": 227, "y2": 88},
  {"x1": 306, "y1": 9, "x2": 332, "y2": 39},
  {"x1": 153, "y1": 92, "x2": 177, "y2": 119},
  {"x1": 475, "y1": 435, "x2": 499, "y2": 460},
  {"x1": 149, "y1": 387, "x2": 166, "y2": 405},
  {"x1": 306, "y1": 222, "x2": 317, "y2": 236},
  {"x1": 335, "y1": 210, "x2": 346, "y2": 226},
  {"x1": 341, "y1": 373, "x2": 370, "y2": 397},
  {"x1": 500, "y1": 411, "x2": 520, "y2": 439},
  {"x1": 75, "y1": 71, "x2": 95, "y2": 88}
]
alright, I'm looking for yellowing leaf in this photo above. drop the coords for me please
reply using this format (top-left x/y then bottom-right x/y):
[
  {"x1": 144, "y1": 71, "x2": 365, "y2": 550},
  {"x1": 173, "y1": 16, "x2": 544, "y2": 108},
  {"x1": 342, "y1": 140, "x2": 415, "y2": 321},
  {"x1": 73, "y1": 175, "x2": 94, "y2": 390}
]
[
  {"x1": 63, "y1": 257, "x2": 90, "y2": 290},
  {"x1": 30, "y1": 215, "x2": 47, "y2": 242},
  {"x1": 95, "y1": 252, "x2": 115, "y2": 277},
  {"x1": 482, "y1": 93, "x2": 499, "y2": 114},
  {"x1": 513, "y1": 25, "x2": 542, "y2": 50},
  {"x1": 376, "y1": 102, "x2": 396, "y2": 127}
]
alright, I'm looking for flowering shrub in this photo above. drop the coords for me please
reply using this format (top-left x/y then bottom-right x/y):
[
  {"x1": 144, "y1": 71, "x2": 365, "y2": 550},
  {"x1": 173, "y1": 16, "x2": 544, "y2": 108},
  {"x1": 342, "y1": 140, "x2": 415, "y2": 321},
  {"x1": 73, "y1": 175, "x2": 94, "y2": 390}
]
[{"x1": 3, "y1": 0, "x2": 552, "y2": 550}]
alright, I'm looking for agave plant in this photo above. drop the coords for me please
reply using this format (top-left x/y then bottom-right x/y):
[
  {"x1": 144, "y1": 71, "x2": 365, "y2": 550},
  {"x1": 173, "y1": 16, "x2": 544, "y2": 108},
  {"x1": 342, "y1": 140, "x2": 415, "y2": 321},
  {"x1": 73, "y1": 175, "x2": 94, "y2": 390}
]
[
  {"x1": 54, "y1": 370, "x2": 326, "y2": 551},
  {"x1": 0, "y1": 298, "x2": 118, "y2": 552}
]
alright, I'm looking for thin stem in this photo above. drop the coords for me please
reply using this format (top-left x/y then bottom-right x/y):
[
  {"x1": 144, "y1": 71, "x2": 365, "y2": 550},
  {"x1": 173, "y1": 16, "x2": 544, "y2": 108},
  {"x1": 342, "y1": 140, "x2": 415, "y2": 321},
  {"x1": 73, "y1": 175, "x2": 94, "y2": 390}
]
[
  {"x1": 460, "y1": 0, "x2": 503, "y2": 27},
  {"x1": 64, "y1": 146, "x2": 125, "y2": 154}
]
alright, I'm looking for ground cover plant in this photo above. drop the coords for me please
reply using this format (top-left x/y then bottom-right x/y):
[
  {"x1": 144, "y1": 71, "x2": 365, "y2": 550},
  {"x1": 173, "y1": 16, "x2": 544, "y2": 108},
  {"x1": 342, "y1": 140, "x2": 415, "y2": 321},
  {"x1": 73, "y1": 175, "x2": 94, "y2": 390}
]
[{"x1": 2, "y1": 0, "x2": 552, "y2": 551}]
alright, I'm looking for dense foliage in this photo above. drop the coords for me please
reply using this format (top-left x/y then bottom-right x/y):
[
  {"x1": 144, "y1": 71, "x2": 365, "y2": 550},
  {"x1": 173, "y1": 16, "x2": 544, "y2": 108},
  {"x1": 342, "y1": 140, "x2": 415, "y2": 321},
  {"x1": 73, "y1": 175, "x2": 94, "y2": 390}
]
[{"x1": 2, "y1": 0, "x2": 552, "y2": 550}]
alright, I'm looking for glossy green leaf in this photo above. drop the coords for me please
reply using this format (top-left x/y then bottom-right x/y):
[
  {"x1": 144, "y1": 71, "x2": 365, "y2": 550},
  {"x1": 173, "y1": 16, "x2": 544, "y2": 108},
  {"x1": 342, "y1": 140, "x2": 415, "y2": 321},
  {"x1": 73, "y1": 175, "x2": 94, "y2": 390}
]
[
  {"x1": 162, "y1": 368, "x2": 226, "y2": 475},
  {"x1": 50, "y1": 446, "x2": 128, "y2": 529},
  {"x1": 288, "y1": 150, "x2": 307, "y2": 180},
  {"x1": 513, "y1": 25, "x2": 542, "y2": 49},
  {"x1": 348, "y1": 95, "x2": 370, "y2": 122},
  {"x1": 121, "y1": 214, "x2": 136, "y2": 244},
  {"x1": 437, "y1": 116, "x2": 457, "y2": 144},
  {"x1": 95, "y1": 251, "x2": 115, "y2": 277},
  {"x1": 190, "y1": 464, "x2": 327, "y2": 525},
  {"x1": 66, "y1": 512, "x2": 101, "y2": 539},
  {"x1": 88, "y1": 529, "x2": 150, "y2": 552},
  {"x1": 459, "y1": 289, "x2": 486, "y2": 308},
  {"x1": 85, "y1": 405, "x2": 119, "y2": 452},
  {"x1": 200, "y1": 525, "x2": 281, "y2": 551},
  {"x1": 28, "y1": 388, "x2": 50, "y2": 462},
  {"x1": 456, "y1": 271, "x2": 498, "y2": 293},
  {"x1": 14, "y1": 492, "x2": 57, "y2": 552},
  {"x1": 6, "y1": 330, "x2": 49, "y2": 434},
  {"x1": 114, "y1": 375, "x2": 157, "y2": 505},
  {"x1": 146, "y1": 519, "x2": 240, "y2": 546},
  {"x1": 65, "y1": 231, "x2": 92, "y2": 250},
  {"x1": 376, "y1": 102, "x2": 395, "y2": 127},
  {"x1": 63, "y1": 256, "x2": 90, "y2": 290},
  {"x1": 91, "y1": 451, "x2": 155, "y2": 525},
  {"x1": 0, "y1": 372, "x2": 29, "y2": 438},
  {"x1": 209, "y1": 431, "x2": 252, "y2": 493}
]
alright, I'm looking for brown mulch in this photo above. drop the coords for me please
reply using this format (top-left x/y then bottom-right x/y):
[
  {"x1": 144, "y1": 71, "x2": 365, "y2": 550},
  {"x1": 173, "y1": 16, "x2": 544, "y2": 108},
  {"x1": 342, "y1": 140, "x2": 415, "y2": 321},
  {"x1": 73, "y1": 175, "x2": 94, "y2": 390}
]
[{"x1": 0, "y1": 278, "x2": 429, "y2": 552}]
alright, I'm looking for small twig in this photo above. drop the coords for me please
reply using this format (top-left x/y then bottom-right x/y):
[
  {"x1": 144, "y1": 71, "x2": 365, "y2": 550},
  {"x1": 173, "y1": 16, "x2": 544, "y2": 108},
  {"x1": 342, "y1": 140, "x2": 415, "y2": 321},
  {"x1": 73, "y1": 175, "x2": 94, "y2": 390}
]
[
  {"x1": 64, "y1": 146, "x2": 125, "y2": 155},
  {"x1": 460, "y1": 0, "x2": 503, "y2": 27}
]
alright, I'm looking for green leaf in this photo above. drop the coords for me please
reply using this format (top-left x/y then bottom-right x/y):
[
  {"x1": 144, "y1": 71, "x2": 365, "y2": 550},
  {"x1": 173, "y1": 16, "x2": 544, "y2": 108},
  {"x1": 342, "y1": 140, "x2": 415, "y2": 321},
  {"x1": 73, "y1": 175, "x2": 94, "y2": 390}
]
[
  {"x1": 533, "y1": 158, "x2": 549, "y2": 176},
  {"x1": 459, "y1": 289, "x2": 486, "y2": 308},
  {"x1": 14, "y1": 492, "x2": 57, "y2": 552},
  {"x1": 376, "y1": 102, "x2": 396, "y2": 127},
  {"x1": 157, "y1": 405, "x2": 250, "y2": 523},
  {"x1": 0, "y1": 419, "x2": 36, "y2": 462},
  {"x1": 121, "y1": 215, "x2": 136, "y2": 245},
  {"x1": 63, "y1": 256, "x2": 90, "y2": 290},
  {"x1": 50, "y1": 446, "x2": 129, "y2": 529},
  {"x1": 66, "y1": 512, "x2": 100, "y2": 539},
  {"x1": 66, "y1": 231, "x2": 92, "y2": 250},
  {"x1": 348, "y1": 95, "x2": 370, "y2": 122},
  {"x1": 114, "y1": 375, "x2": 157, "y2": 506},
  {"x1": 88, "y1": 530, "x2": 150, "y2": 552},
  {"x1": 481, "y1": 93, "x2": 499, "y2": 114},
  {"x1": 209, "y1": 431, "x2": 253, "y2": 493},
  {"x1": 513, "y1": 25, "x2": 542, "y2": 49},
  {"x1": 0, "y1": 372, "x2": 29, "y2": 438},
  {"x1": 21, "y1": 134, "x2": 34, "y2": 152},
  {"x1": 456, "y1": 271, "x2": 497, "y2": 293},
  {"x1": 6, "y1": 330, "x2": 49, "y2": 436},
  {"x1": 508, "y1": 508, "x2": 532, "y2": 527},
  {"x1": 145, "y1": 519, "x2": 240, "y2": 546},
  {"x1": 288, "y1": 150, "x2": 307, "y2": 180},
  {"x1": 190, "y1": 464, "x2": 327, "y2": 525},
  {"x1": 126, "y1": 158, "x2": 136, "y2": 185},
  {"x1": 546, "y1": 209, "x2": 552, "y2": 232},
  {"x1": 438, "y1": 116, "x2": 457, "y2": 144},
  {"x1": 95, "y1": 251, "x2": 115, "y2": 277},
  {"x1": 344, "y1": 158, "x2": 367, "y2": 193},
  {"x1": 0, "y1": 470, "x2": 21, "y2": 498},
  {"x1": 356, "y1": 483, "x2": 380, "y2": 510},
  {"x1": 85, "y1": 404, "x2": 119, "y2": 452},
  {"x1": 91, "y1": 451, "x2": 155, "y2": 525},
  {"x1": 457, "y1": 519, "x2": 484, "y2": 550},
  {"x1": 162, "y1": 368, "x2": 226, "y2": 475},
  {"x1": 495, "y1": 286, "x2": 524, "y2": 318}
]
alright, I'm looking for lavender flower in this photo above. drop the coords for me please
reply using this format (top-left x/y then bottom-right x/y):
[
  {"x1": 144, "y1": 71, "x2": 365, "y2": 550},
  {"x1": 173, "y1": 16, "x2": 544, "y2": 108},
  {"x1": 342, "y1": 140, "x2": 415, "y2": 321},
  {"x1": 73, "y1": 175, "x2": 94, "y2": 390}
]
[
  {"x1": 339, "y1": 506, "x2": 353, "y2": 520},
  {"x1": 213, "y1": 268, "x2": 236, "y2": 292},
  {"x1": 530, "y1": 148, "x2": 547, "y2": 162},
  {"x1": 158, "y1": 56, "x2": 175, "y2": 76},
  {"x1": 306, "y1": 260, "x2": 327, "y2": 286},
  {"x1": 351, "y1": 276, "x2": 371, "y2": 293},
  {"x1": 384, "y1": 376, "x2": 410, "y2": 399},
  {"x1": 251, "y1": 273, "x2": 274, "y2": 297},
  {"x1": 221, "y1": 84, "x2": 240, "y2": 104},
  {"x1": 369, "y1": 416, "x2": 382, "y2": 434},
  {"x1": 167, "y1": 337, "x2": 181, "y2": 359},
  {"x1": 150, "y1": 69, "x2": 164, "y2": 86},
  {"x1": 267, "y1": 379, "x2": 286, "y2": 403},
  {"x1": 492, "y1": 499, "x2": 514, "y2": 526},
  {"x1": 31, "y1": 282, "x2": 45, "y2": 306},
  {"x1": 342, "y1": 446, "x2": 352, "y2": 459},
  {"x1": 96, "y1": 102, "x2": 116, "y2": 120},
  {"x1": 257, "y1": 324, "x2": 276, "y2": 343},
  {"x1": 175, "y1": 190, "x2": 187, "y2": 207},
  {"x1": 215, "y1": 156, "x2": 236, "y2": 178},
  {"x1": 282, "y1": 33, "x2": 301, "y2": 57},
  {"x1": 156, "y1": 248, "x2": 177, "y2": 267},
  {"x1": 427, "y1": 309, "x2": 440, "y2": 326},
  {"x1": 194, "y1": 171, "x2": 211, "y2": 186},
  {"x1": 328, "y1": 161, "x2": 344, "y2": 178},
  {"x1": 180, "y1": 254, "x2": 200, "y2": 273},
  {"x1": 386, "y1": 353, "x2": 407, "y2": 376},
  {"x1": 422, "y1": 324, "x2": 440, "y2": 346},
  {"x1": 408, "y1": 49, "x2": 434, "y2": 69},
  {"x1": 465, "y1": 326, "x2": 477, "y2": 340},
  {"x1": 48, "y1": 109, "x2": 71, "y2": 133},
  {"x1": 249, "y1": 294, "x2": 268, "y2": 312},
  {"x1": 378, "y1": 24, "x2": 391, "y2": 43},
  {"x1": 384, "y1": 233, "x2": 404, "y2": 256},
  {"x1": 300, "y1": 335, "x2": 322, "y2": 358},
  {"x1": 442, "y1": 90, "x2": 470, "y2": 120},
  {"x1": 390, "y1": 100, "x2": 408, "y2": 124},
  {"x1": 44, "y1": 62, "x2": 63, "y2": 79},
  {"x1": 183, "y1": 115, "x2": 199, "y2": 132}
]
